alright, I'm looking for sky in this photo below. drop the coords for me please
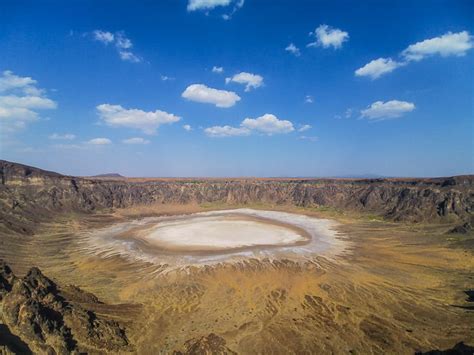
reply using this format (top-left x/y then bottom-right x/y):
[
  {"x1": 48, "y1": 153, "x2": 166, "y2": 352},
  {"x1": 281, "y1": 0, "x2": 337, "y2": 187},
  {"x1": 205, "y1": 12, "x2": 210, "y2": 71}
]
[{"x1": 0, "y1": 0, "x2": 473, "y2": 177}]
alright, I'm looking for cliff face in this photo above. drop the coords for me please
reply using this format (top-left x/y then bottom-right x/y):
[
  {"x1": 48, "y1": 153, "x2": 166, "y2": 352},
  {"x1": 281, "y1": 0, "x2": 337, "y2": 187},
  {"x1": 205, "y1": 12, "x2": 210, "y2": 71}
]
[
  {"x1": 0, "y1": 260, "x2": 132, "y2": 354},
  {"x1": 1, "y1": 160, "x2": 473, "y2": 234}
]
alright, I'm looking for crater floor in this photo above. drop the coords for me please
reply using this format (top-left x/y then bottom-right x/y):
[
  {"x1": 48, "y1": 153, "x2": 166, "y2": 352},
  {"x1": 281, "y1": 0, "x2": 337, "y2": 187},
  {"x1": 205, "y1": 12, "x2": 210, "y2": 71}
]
[
  {"x1": 82, "y1": 209, "x2": 345, "y2": 265},
  {"x1": 144, "y1": 216, "x2": 307, "y2": 251}
]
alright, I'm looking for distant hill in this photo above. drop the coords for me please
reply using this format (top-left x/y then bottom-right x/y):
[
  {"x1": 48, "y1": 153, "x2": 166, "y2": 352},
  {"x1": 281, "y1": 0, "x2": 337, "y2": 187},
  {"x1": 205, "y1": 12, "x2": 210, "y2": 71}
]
[
  {"x1": 330, "y1": 174, "x2": 387, "y2": 179},
  {"x1": 92, "y1": 173, "x2": 125, "y2": 178}
]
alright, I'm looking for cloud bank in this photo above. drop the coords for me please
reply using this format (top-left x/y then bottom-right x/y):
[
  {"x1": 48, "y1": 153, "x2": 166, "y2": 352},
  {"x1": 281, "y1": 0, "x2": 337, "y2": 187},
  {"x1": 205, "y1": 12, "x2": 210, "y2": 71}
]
[{"x1": 0, "y1": 70, "x2": 57, "y2": 132}]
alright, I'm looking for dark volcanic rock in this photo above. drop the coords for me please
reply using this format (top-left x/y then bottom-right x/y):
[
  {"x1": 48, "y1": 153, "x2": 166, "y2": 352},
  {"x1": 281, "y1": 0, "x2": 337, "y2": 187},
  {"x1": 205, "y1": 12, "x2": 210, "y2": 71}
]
[
  {"x1": 448, "y1": 222, "x2": 472, "y2": 234},
  {"x1": 465, "y1": 290, "x2": 474, "y2": 302},
  {"x1": 1, "y1": 160, "x2": 473, "y2": 235},
  {"x1": 0, "y1": 260, "x2": 132, "y2": 354},
  {"x1": 0, "y1": 260, "x2": 15, "y2": 299},
  {"x1": 174, "y1": 333, "x2": 237, "y2": 355},
  {"x1": 0, "y1": 324, "x2": 32, "y2": 354},
  {"x1": 416, "y1": 342, "x2": 474, "y2": 355}
]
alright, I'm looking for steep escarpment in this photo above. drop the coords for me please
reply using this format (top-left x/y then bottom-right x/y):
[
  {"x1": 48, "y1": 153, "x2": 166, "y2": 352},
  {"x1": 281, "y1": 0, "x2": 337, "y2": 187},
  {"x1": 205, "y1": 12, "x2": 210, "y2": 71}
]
[
  {"x1": 0, "y1": 260, "x2": 133, "y2": 354},
  {"x1": 1, "y1": 160, "x2": 473, "y2": 234}
]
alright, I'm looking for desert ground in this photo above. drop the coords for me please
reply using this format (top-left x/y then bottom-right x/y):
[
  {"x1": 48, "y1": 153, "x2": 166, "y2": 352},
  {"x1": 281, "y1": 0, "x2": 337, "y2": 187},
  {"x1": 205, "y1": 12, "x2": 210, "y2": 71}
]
[
  {"x1": 1, "y1": 201, "x2": 473, "y2": 354},
  {"x1": 1, "y1": 161, "x2": 473, "y2": 353}
]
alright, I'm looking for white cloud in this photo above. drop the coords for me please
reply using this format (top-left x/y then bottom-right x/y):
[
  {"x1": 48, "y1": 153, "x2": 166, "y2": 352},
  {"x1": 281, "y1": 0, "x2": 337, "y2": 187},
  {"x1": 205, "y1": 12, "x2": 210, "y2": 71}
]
[
  {"x1": 122, "y1": 137, "x2": 150, "y2": 144},
  {"x1": 285, "y1": 43, "x2": 301, "y2": 56},
  {"x1": 299, "y1": 135, "x2": 318, "y2": 142},
  {"x1": 356, "y1": 31, "x2": 473, "y2": 80},
  {"x1": 87, "y1": 138, "x2": 112, "y2": 145},
  {"x1": 334, "y1": 108, "x2": 354, "y2": 120},
  {"x1": 0, "y1": 71, "x2": 56, "y2": 132},
  {"x1": 183, "y1": 124, "x2": 192, "y2": 131},
  {"x1": 360, "y1": 100, "x2": 415, "y2": 120},
  {"x1": 334, "y1": 108, "x2": 353, "y2": 120},
  {"x1": 204, "y1": 113, "x2": 295, "y2": 138},
  {"x1": 92, "y1": 30, "x2": 141, "y2": 63},
  {"x1": 161, "y1": 75, "x2": 175, "y2": 81},
  {"x1": 355, "y1": 57, "x2": 403, "y2": 79},
  {"x1": 182, "y1": 84, "x2": 241, "y2": 108},
  {"x1": 22, "y1": 86, "x2": 45, "y2": 96},
  {"x1": 186, "y1": 0, "x2": 243, "y2": 18},
  {"x1": 225, "y1": 72, "x2": 264, "y2": 91},
  {"x1": 402, "y1": 31, "x2": 473, "y2": 61},
  {"x1": 118, "y1": 50, "x2": 141, "y2": 63},
  {"x1": 0, "y1": 107, "x2": 37, "y2": 130},
  {"x1": 93, "y1": 30, "x2": 114, "y2": 44},
  {"x1": 97, "y1": 104, "x2": 181, "y2": 134},
  {"x1": 0, "y1": 95, "x2": 56, "y2": 109},
  {"x1": 212, "y1": 66, "x2": 224, "y2": 73},
  {"x1": 222, "y1": 0, "x2": 244, "y2": 19},
  {"x1": 241, "y1": 114, "x2": 294, "y2": 134},
  {"x1": 298, "y1": 124, "x2": 311, "y2": 132},
  {"x1": 204, "y1": 125, "x2": 250, "y2": 137},
  {"x1": 304, "y1": 95, "x2": 314, "y2": 103},
  {"x1": 115, "y1": 32, "x2": 132, "y2": 49},
  {"x1": 187, "y1": 0, "x2": 231, "y2": 11},
  {"x1": 0, "y1": 70, "x2": 36, "y2": 92},
  {"x1": 49, "y1": 133, "x2": 76, "y2": 140},
  {"x1": 308, "y1": 24, "x2": 349, "y2": 49}
]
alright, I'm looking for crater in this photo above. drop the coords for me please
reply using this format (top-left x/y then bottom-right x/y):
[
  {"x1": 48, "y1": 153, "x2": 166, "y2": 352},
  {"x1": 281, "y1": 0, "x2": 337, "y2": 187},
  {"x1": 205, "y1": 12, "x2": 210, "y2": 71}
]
[
  {"x1": 82, "y1": 209, "x2": 345, "y2": 267},
  {"x1": 135, "y1": 214, "x2": 311, "y2": 252}
]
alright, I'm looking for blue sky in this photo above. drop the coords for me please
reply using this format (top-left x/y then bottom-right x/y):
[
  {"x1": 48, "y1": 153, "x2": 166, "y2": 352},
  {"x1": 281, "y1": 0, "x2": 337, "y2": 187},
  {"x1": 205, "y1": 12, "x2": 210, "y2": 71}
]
[{"x1": 0, "y1": 0, "x2": 473, "y2": 177}]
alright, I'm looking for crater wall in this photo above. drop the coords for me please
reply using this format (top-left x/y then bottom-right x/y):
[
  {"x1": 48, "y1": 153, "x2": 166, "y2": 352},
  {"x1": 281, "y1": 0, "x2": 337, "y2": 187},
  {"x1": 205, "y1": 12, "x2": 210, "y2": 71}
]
[{"x1": 1, "y1": 160, "x2": 473, "y2": 234}]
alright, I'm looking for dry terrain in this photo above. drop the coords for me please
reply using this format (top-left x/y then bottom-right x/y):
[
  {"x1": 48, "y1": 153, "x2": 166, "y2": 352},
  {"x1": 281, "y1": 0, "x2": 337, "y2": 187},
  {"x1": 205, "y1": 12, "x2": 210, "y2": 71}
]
[{"x1": 0, "y1": 160, "x2": 473, "y2": 354}]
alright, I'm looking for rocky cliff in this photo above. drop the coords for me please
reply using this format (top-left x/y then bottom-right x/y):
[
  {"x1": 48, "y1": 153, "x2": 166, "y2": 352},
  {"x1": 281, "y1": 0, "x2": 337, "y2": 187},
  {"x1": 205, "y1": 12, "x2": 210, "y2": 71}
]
[
  {"x1": 1, "y1": 160, "x2": 473, "y2": 234},
  {"x1": 0, "y1": 260, "x2": 132, "y2": 354}
]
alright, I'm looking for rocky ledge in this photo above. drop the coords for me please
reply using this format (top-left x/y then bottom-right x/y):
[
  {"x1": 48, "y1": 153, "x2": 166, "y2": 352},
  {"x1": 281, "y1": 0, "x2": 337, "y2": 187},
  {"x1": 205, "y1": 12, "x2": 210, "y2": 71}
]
[
  {"x1": 0, "y1": 260, "x2": 132, "y2": 354},
  {"x1": 0, "y1": 260, "x2": 238, "y2": 355}
]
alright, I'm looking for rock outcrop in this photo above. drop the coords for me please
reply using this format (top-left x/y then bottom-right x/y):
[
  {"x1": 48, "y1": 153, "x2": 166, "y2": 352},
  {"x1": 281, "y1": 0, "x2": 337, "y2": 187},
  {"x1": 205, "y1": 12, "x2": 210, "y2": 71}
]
[
  {"x1": 0, "y1": 260, "x2": 132, "y2": 354},
  {"x1": 416, "y1": 341, "x2": 474, "y2": 355},
  {"x1": 1, "y1": 159, "x2": 473, "y2": 235},
  {"x1": 448, "y1": 222, "x2": 472, "y2": 234},
  {"x1": 174, "y1": 333, "x2": 237, "y2": 355}
]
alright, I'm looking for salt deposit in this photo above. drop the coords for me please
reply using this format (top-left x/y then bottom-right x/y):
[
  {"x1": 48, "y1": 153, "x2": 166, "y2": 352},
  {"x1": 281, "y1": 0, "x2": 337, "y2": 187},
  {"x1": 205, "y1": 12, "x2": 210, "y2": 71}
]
[
  {"x1": 82, "y1": 209, "x2": 346, "y2": 267},
  {"x1": 144, "y1": 216, "x2": 307, "y2": 251}
]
